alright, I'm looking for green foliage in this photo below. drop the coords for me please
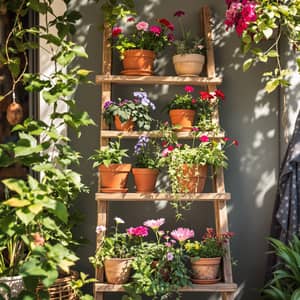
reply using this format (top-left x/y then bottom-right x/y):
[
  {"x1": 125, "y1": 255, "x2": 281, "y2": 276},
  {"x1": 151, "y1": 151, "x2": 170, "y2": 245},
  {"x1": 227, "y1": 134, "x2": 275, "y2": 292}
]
[
  {"x1": 238, "y1": 0, "x2": 300, "y2": 93},
  {"x1": 89, "y1": 139, "x2": 128, "y2": 167},
  {"x1": 262, "y1": 236, "x2": 300, "y2": 299}
]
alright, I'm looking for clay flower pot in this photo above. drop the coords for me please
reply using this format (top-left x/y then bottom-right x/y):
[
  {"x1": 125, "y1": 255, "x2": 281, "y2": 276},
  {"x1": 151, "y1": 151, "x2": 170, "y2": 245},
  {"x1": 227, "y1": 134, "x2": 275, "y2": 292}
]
[
  {"x1": 178, "y1": 165, "x2": 207, "y2": 193},
  {"x1": 114, "y1": 115, "x2": 134, "y2": 131},
  {"x1": 190, "y1": 257, "x2": 221, "y2": 284},
  {"x1": 104, "y1": 258, "x2": 133, "y2": 284},
  {"x1": 132, "y1": 168, "x2": 159, "y2": 192},
  {"x1": 122, "y1": 49, "x2": 155, "y2": 76},
  {"x1": 99, "y1": 164, "x2": 131, "y2": 192},
  {"x1": 169, "y1": 109, "x2": 196, "y2": 132},
  {"x1": 172, "y1": 54, "x2": 205, "y2": 76}
]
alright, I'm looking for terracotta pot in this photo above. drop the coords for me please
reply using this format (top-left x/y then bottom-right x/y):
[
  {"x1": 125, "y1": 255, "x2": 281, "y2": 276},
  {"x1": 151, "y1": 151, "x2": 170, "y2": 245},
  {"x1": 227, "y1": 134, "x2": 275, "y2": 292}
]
[
  {"x1": 132, "y1": 168, "x2": 159, "y2": 192},
  {"x1": 99, "y1": 164, "x2": 131, "y2": 191},
  {"x1": 0, "y1": 275, "x2": 24, "y2": 299},
  {"x1": 190, "y1": 257, "x2": 221, "y2": 281},
  {"x1": 178, "y1": 165, "x2": 207, "y2": 193},
  {"x1": 114, "y1": 115, "x2": 134, "y2": 131},
  {"x1": 122, "y1": 49, "x2": 155, "y2": 76},
  {"x1": 104, "y1": 258, "x2": 132, "y2": 284},
  {"x1": 169, "y1": 109, "x2": 195, "y2": 132},
  {"x1": 172, "y1": 54, "x2": 205, "y2": 76}
]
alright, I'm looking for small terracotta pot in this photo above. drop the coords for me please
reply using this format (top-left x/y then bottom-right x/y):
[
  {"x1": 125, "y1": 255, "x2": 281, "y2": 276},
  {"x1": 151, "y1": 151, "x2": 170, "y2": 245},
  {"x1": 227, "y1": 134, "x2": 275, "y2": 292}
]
[
  {"x1": 99, "y1": 164, "x2": 131, "y2": 191},
  {"x1": 178, "y1": 165, "x2": 207, "y2": 193},
  {"x1": 122, "y1": 49, "x2": 155, "y2": 76},
  {"x1": 104, "y1": 258, "x2": 133, "y2": 284},
  {"x1": 132, "y1": 168, "x2": 159, "y2": 192},
  {"x1": 172, "y1": 54, "x2": 205, "y2": 76},
  {"x1": 169, "y1": 109, "x2": 195, "y2": 132},
  {"x1": 114, "y1": 115, "x2": 134, "y2": 131},
  {"x1": 190, "y1": 257, "x2": 221, "y2": 281}
]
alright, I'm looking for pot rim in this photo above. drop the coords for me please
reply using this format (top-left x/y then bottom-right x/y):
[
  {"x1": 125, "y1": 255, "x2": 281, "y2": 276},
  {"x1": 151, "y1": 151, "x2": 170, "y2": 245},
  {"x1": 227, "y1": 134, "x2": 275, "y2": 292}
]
[{"x1": 0, "y1": 275, "x2": 23, "y2": 280}]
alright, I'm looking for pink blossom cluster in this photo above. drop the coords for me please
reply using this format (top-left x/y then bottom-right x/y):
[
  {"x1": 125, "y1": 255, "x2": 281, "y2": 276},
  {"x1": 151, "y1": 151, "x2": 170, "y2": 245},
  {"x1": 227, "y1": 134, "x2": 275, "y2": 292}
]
[
  {"x1": 171, "y1": 227, "x2": 195, "y2": 242},
  {"x1": 143, "y1": 218, "x2": 165, "y2": 230},
  {"x1": 224, "y1": 0, "x2": 257, "y2": 36},
  {"x1": 127, "y1": 226, "x2": 149, "y2": 237}
]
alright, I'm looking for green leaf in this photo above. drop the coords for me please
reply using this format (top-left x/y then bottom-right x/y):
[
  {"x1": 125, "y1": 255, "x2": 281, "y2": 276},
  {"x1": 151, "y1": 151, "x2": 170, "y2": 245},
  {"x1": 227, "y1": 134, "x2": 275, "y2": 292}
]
[
  {"x1": 28, "y1": 203, "x2": 43, "y2": 214},
  {"x1": 268, "y1": 50, "x2": 278, "y2": 58},
  {"x1": 265, "y1": 79, "x2": 280, "y2": 93},
  {"x1": 2, "y1": 178, "x2": 27, "y2": 195},
  {"x1": 72, "y1": 45, "x2": 88, "y2": 58},
  {"x1": 243, "y1": 58, "x2": 254, "y2": 72},
  {"x1": 16, "y1": 209, "x2": 36, "y2": 225},
  {"x1": 263, "y1": 28, "x2": 273, "y2": 39},
  {"x1": 77, "y1": 69, "x2": 93, "y2": 76},
  {"x1": 3, "y1": 198, "x2": 30, "y2": 207}
]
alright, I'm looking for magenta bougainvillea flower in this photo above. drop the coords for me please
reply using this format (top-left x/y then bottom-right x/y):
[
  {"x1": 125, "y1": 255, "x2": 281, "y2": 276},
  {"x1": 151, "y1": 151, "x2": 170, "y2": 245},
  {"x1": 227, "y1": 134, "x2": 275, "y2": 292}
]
[
  {"x1": 143, "y1": 218, "x2": 165, "y2": 230},
  {"x1": 127, "y1": 226, "x2": 149, "y2": 237},
  {"x1": 184, "y1": 85, "x2": 194, "y2": 93},
  {"x1": 171, "y1": 227, "x2": 195, "y2": 242},
  {"x1": 136, "y1": 21, "x2": 149, "y2": 31},
  {"x1": 199, "y1": 135, "x2": 209, "y2": 143}
]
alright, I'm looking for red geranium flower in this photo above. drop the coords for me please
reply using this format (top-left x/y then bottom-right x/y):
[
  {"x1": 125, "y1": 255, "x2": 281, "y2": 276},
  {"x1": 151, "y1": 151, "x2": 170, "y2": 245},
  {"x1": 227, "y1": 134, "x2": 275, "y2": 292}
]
[
  {"x1": 158, "y1": 18, "x2": 174, "y2": 31},
  {"x1": 127, "y1": 17, "x2": 135, "y2": 22},
  {"x1": 184, "y1": 85, "x2": 194, "y2": 93},
  {"x1": 223, "y1": 137, "x2": 230, "y2": 142},
  {"x1": 191, "y1": 98, "x2": 197, "y2": 104},
  {"x1": 199, "y1": 135, "x2": 209, "y2": 142},
  {"x1": 112, "y1": 26, "x2": 122, "y2": 37},
  {"x1": 174, "y1": 10, "x2": 185, "y2": 17},
  {"x1": 168, "y1": 145, "x2": 175, "y2": 151},
  {"x1": 199, "y1": 91, "x2": 214, "y2": 100},
  {"x1": 215, "y1": 89, "x2": 225, "y2": 100},
  {"x1": 233, "y1": 139, "x2": 239, "y2": 146}
]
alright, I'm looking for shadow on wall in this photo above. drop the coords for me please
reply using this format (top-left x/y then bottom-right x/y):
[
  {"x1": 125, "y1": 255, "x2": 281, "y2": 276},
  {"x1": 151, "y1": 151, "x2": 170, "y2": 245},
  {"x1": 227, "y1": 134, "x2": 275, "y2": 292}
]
[{"x1": 68, "y1": 1, "x2": 282, "y2": 300}]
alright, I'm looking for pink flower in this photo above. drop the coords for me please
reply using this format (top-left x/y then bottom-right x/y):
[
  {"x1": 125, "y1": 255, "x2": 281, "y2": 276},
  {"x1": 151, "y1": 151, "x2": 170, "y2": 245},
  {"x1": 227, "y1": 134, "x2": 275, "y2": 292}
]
[
  {"x1": 192, "y1": 127, "x2": 199, "y2": 132},
  {"x1": 171, "y1": 227, "x2": 194, "y2": 242},
  {"x1": 215, "y1": 89, "x2": 225, "y2": 100},
  {"x1": 199, "y1": 135, "x2": 209, "y2": 143},
  {"x1": 158, "y1": 230, "x2": 165, "y2": 236},
  {"x1": 236, "y1": 18, "x2": 248, "y2": 36},
  {"x1": 136, "y1": 21, "x2": 149, "y2": 31},
  {"x1": 191, "y1": 99, "x2": 197, "y2": 104},
  {"x1": 96, "y1": 225, "x2": 106, "y2": 233},
  {"x1": 33, "y1": 233, "x2": 45, "y2": 247},
  {"x1": 112, "y1": 26, "x2": 122, "y2": 37},
  {"x1": 223, "y1": 137, "x2": 230, "y2": 142},
  {"x1": 158, "y1": 18, "x2": 174, "y2": 31},
  {"x1": 150, "y1": 25, "x2": 162, "y2": 36},
  {"x1": 166, "y1": 252, "x2": 174, "y2": 261},
  {"x1": 184, "y1": 85, "x2": 194, "y2": 93},
  {"x1": 241, "y1": 2, "x2": 257, "y2": 23},
  {"x1": 143, "y1": 218, "x2": 165, "y2": 230},
  {"x1": 167, "y1": 33, "x2": 175, "y2": 41},
  {"x1": 165, "y1": 242, "x2": 172, "y2": 247},
  {"x1": 174, "y1": 10, "x2": 185, "y2": 17},
  {"x1": 233, "y1": 139, "x2": 239, "y2": 146},
  {"x1": 127, "y1": 226, "x2": 149, "y2": 237},
  {"x1": 168, "y1": 145, "x2": 175, "y2": 151},
  {"x1": 224, "y1": 2, "x2": 242, "y2": 29}
]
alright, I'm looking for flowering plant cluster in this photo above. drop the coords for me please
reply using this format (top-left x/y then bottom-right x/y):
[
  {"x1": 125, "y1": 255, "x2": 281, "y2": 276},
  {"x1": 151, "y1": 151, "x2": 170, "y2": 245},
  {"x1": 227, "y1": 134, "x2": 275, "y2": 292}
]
[
  {"x1": 133, "y1": 135, "x2": 161, "y2": 169},
  {"x1": 112, "y1": 17, "x2": 174, "y2": 57},
  {"x1": 185, "y1": 228, "x2": 234, "y2": 259},
  {"x1": 103, "y1": 91, "x2": 155, "y2": 131},
  {"x1": 173, "y1": 10, "x2": 205, "y2": 55}
]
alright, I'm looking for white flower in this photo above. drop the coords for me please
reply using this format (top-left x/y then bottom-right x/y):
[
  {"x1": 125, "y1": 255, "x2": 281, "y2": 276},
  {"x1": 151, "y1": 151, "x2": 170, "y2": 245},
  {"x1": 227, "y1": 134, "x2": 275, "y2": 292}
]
[
  {"x1": 96, "y1": 225, "x2": 106, "y2": 233},
  {"x1": 114, "y1": 217, "x2": 125, "y2": 224}
]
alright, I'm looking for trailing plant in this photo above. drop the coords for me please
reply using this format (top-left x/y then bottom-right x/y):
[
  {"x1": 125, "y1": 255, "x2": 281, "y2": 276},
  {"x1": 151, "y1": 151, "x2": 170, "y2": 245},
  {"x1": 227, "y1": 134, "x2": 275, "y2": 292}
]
[
  {"x1": 0, "y1": 0, "x2": 94, "y2": 297},
  {"x1": 103, "y1": 91, "x2": 156, "y2": 130},
  {"x1": 173, "y1": 10, "x2": 205, "y2": 55},
  {"x1": 224, "y1": 0, "x2": 300, "y2": 93},
  {"x1": 262, "y1": 236, "x2": 300, "y2": 300},
  {"x1": 89, "y1": 139, "x2": 128, "y2": 167}
]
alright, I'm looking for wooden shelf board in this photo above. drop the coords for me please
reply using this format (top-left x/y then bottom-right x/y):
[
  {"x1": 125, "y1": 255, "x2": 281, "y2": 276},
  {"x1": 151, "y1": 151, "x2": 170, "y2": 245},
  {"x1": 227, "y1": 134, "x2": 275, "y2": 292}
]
[
  {"x1": 100, "y1": 130, "x2": 225, "y2": 139},
  {"x1": 96, "y1": 193, "x2": 231, "y2": 202},
  {"x1": 96, "y1": 75, "x2": 222, "y2": 86},
  {"x1": 95, "y1": 282, "x2": 237, "y2": 293}
]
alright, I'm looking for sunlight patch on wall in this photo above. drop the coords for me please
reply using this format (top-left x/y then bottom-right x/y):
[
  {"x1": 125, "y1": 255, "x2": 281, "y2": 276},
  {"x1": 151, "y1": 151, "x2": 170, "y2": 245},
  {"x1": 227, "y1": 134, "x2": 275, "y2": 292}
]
[{"x1": 255, "y1": 170, "x2": 276, "y2": 208}]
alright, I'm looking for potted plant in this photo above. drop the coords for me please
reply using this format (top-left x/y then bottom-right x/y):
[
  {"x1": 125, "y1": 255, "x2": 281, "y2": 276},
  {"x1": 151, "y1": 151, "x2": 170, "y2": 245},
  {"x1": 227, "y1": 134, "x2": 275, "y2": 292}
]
[
  {"x1": 184, "y1": 228, "x2": 234, "y2": 284},
  {"x1": 132, "y1": 136, "x2": 161, "y2": 192},
  {"x1": 90, "y1": 217, "x2": 138, "y2": 284},
  {"x1": 172, "y1": 10, "x2": 205, "y2": 76},
  {"x1": 89, "y1": 139, "x2": 131, "y2": 192},
  {"x1": 124, "y1": 218, "x2": 192, "y2": 300},
  {"x1": 167, "y1": 85, "x2": 199, "y2": 132},
  {"x1": 103, "y1": 91, "x2": 156, "y2": 131},
  {"x1": 112, "y1": 17, "x2": 174, "y2": 75}
]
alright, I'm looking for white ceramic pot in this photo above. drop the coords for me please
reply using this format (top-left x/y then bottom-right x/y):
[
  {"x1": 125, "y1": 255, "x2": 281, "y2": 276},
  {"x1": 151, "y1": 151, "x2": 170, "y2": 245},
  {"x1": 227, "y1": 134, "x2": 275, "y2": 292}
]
[
  {"x1": 173, "y1": 53, "x2": 205, "y2": 76},
  {"x1": 0, "y1": 275, "x2": 24, "y2": 299}
]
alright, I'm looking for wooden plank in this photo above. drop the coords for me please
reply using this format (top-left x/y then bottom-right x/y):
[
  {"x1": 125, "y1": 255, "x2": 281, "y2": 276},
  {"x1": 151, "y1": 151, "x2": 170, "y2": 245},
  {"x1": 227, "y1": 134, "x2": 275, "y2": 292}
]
[
  {"x1": 94, "y1": 283, "x2": 238, "y2": 293},
  {"x1": 222, "y1": 292, "x2": 235, "y2": 300},
  {"x1": 96, "y1": 192, "x2": 231, "y2": 201},
  {"x1": 100, "y1": 130, "x2": 225, "y2": 139},
  {"x1": 95, "y1": 75, "x2": 222, "y2": 86}
]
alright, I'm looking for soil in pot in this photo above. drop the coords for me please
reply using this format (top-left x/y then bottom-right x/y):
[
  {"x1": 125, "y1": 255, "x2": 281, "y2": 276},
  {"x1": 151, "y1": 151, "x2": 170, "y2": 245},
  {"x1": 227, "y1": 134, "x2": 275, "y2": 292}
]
[
  {"x1": 99, "y1": 164, "x2": 132, "y2": 192},
  {"x1": 178, "y1": 165, "x2": 207, "y2": 193},
  {"x1": 104, "y1": 258, "x2": 133, "y2": 284},
  {"x1": 190, "y1": 257, "x2": 221, "y2": 283},
  {"x1": 172, "y1": 54, "x2": 205, "y2": 76},
  {"x1": 132, "y1": 168, "x2": 159, "y2": 192},
  {"x1": 114, "y1": 115, "x2": 134, "y2": 131},
  {"x1": 169, "y1": 109, "x2": 195, "y2": 132},
  {"x1": 121, "y1": 49, "x2": 155, "y2": 76}
]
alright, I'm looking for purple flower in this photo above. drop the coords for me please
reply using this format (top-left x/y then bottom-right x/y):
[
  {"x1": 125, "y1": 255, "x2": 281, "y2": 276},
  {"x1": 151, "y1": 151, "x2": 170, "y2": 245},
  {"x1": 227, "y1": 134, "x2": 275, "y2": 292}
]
[
  {"x1": 133, "y1": 91, "x2": 156, "y2": 110},
  {"x1": 134, "y1": 135, "x2": 150, "y2": 154},
  {"x1": 103, "y1": 101, "x2": 113, "y2": 110},
  {"x1": 166, "y1": 252, "x2": 174, "y2": 261}
]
